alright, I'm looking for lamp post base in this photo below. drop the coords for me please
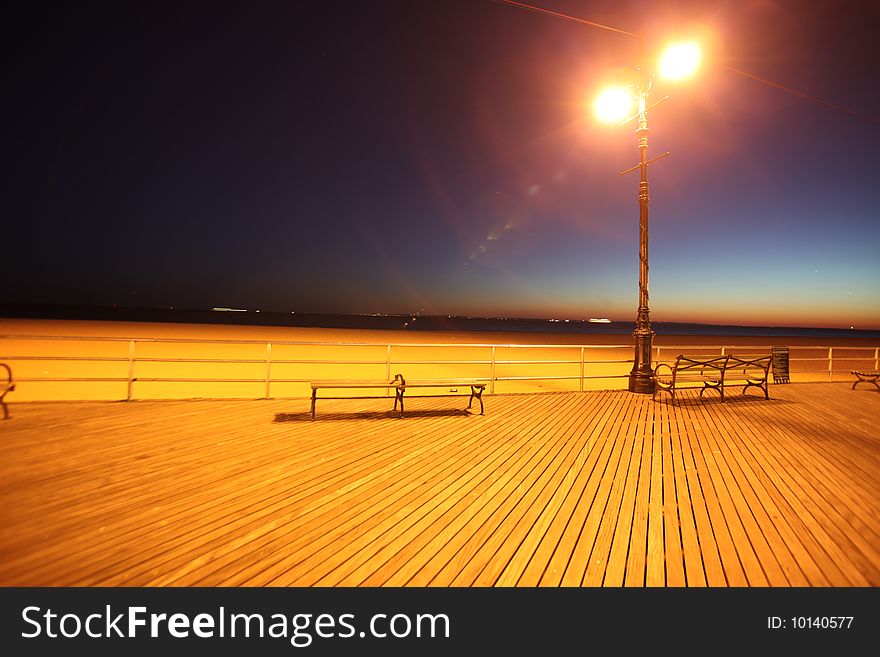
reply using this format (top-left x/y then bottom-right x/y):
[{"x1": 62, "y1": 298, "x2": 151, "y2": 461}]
[{"x1": 628, "y1": 330, "x2": 655, "y2": 394}]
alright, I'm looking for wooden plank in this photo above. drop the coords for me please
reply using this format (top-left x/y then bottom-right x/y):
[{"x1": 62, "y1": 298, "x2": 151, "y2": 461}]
[
  {"x1": 484, "y1": 391, "x2": 612, "y2": 586},
  {"x1": 1, "y1": 394, "x2": 502, "y2": 574},
  {"x1": 663, "y1": 396, "x2": 708, "y2": 586},
  {"x1": 679, "y1": 395, "x2": 758, "y2": 585},
  {"x1": 576, "y1": 389, "x2": 643, "y2": 585},
  {"x1": 0, "y1": 384, "x2": 877, "y2": 587},
  {"x1": 746, "y1": 392, "x2": 880, "y2": 516},
  {"x1": 351, "y1": 395, "x2": 577, "y2": 587},
  {"x1": 695, "y1": 398, "x2": 789, "y2": 585},
  {"x1": 525, "y1": 391, "x2": 632, "y2": 586},
  {"x1": 6, "y1": 399, "x2": 474, "y2": 583},
  {"x1": 672, "y1": 392, "x2": 733, "y2": 585},
  {"x1": 420, "y1": 393, "x2": 599, "y2": 586},
  {"x1": 468, "y1": 392, "x2": 613, "y2": 586},
  {"x1": 722, "y1": 393, "x2": 879, "y2": 585},
  {"x1": 644, "y1": 395, "x2": 671, "y2": 586},
  {"x1": 607, "y1": 394, "x2": 652, "y2": 586},
  {"x1": 740, "y1": 387, "x2": 880, "y2": 543},
  {"x1": 253, "y1": 390, "x2": 572, "y2": 583},
  {"x1": 548, "y1": 390, "x2": 635, "y2": 585},
  {"x1": 189, "y1": 394, "x2": 543, "y2": 586},
  {"x1": 702, "y1": 396, "x2": 822, "y2": 585},
  {"x1": 307, "y1": 393, "x2": 571, "y2": 587}
]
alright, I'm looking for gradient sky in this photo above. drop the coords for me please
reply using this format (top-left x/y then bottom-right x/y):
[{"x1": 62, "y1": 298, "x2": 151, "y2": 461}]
[{"x1": 7, "y1": 0, "x2": 880, "y2": 329}]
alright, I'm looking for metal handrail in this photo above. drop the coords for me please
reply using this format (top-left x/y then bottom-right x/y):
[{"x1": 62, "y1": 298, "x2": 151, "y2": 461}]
[{"x1": 1, "y1": 333, "x2": 877, "y2": 400}]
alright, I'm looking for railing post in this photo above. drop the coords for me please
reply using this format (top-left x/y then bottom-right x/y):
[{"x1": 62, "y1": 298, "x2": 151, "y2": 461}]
[
  {"x1": 265, "y1": 342, "x2": 272, "y2": 399},
  {"x1": 385, "y1": 344, "x2": 392, "y2": 396},
  {"x1": 127, "y1": 340, "x2": 136, "y2": 401},
  {"x1": 579, "y1": 347, "x2": 585, "y2": 393},
  {"x1": 828, "y1": 347, "x2": 833, "y2": 381},
  {"x1": 490, "y1": 346, "x2": 496, "y2": 395}
]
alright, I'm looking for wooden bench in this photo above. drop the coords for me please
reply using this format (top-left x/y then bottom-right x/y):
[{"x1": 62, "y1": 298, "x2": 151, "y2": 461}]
[
  {"x1": 1, "y1": 363, "x2": 14, "y2": 420},
  {"x1": 851, "y1": 370, "x2": 880, "y2": 391},
  {"x1": 309, "y1": 373, "x2": 486, "y2": 420},
  {"x1": 653, "y1": 355, "x2": 727, "y2": 405},
  {"x1": 653, "y1": 354, "x2": 772, "y2": 405}
]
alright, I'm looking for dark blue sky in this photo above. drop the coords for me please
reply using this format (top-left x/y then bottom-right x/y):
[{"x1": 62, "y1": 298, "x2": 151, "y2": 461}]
[{"x1": 7, "y1": 0, "x2": 880, "y2": 328}]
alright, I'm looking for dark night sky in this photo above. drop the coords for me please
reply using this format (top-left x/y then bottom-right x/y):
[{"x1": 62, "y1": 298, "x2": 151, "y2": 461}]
[{"x1": 6, "y1": 0, "x2": 880, "y2": 328}]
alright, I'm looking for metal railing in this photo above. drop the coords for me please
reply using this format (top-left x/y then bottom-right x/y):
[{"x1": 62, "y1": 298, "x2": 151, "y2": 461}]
[{"x1": 1, "y1": 333, "x2": 877, "y2": 402}]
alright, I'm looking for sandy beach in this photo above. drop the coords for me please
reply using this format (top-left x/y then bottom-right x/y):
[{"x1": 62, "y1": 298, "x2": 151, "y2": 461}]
[{"x1": 1, "y1": 318, "x2": 877, "y2": 402}]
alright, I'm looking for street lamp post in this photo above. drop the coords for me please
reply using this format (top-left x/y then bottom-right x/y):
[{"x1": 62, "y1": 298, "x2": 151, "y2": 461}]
[
  {"x1": 497, "y1": 1, "x2": 701, "y2": 396},
  {"x1": 595, "y1": 42, "x2": 700, "y2": 393},
  {"x1": 629, "y1": 57, "x2": 655, "y2": 394}
]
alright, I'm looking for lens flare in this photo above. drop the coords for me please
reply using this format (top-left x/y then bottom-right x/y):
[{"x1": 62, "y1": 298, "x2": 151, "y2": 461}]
[
  {"x1": 593, "y1": 87, "x2": 634, "y2": 123},
  {"x1": 658, "y1": 42, "x2": 701, "y2": 80}
]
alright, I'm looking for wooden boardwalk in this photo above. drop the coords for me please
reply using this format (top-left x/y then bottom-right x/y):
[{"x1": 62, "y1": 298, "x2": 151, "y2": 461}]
[{"x1": 1, "y1": 383, "x2": 878, "y2": 587}]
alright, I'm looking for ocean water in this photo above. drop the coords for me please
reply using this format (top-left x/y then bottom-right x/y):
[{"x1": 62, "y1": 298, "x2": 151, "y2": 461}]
[{"x1": 2, "y1": 304, "x2": 879, "y2": 340}]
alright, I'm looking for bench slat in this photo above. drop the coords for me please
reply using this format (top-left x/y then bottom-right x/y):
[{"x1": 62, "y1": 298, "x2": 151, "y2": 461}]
[{"x1": 311, "y1": 381, "x2": 399, "y2": 389}]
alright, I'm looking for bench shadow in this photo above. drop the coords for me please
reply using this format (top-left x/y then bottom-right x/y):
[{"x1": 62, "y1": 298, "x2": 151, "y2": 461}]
[
  {"x1": 722, "y1": 395, "x2": 794, "y2": 406},
  {"x1": 274, "y1": 408, "x2": 476, "y2": 423},
  {"x1": 656, "y1": 394, "x2": 794, "y2": 407}
]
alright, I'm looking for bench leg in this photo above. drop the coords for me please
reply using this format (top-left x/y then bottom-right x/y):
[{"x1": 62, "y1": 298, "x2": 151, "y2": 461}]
[
  {"x1": 395, "y1": 388, "x2": 405, "y2": 417},
  {"x1": 653, "y1": 385, "x2": 675, "y2": 404},
  {"x1": 310, "y1": 389, "x2": 317, "y2": 421},
  {"x1": 467, "y1": 386, "x2": 485, "y2": 415},
  {"x1": 853, "y1": 376, "x2": 880, "y2": 391},
  {"x1": 699, "y1": 383, "x2": 722, "y2": 400},
  {"x1": 740, "y1": 381, "x2": 770, "y2": 399},
  {"x1": 744, "y1": 382, "x2": 769, "y2": 399}
]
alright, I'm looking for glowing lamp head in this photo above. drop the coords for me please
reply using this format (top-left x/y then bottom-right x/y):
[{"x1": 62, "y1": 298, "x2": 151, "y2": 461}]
[
  {"x1": 658, "y1": 42, "x2": 701, "y2": 80},
  {"x1": 593, "y1": 86, "x2": 634, "y2": 123}
]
